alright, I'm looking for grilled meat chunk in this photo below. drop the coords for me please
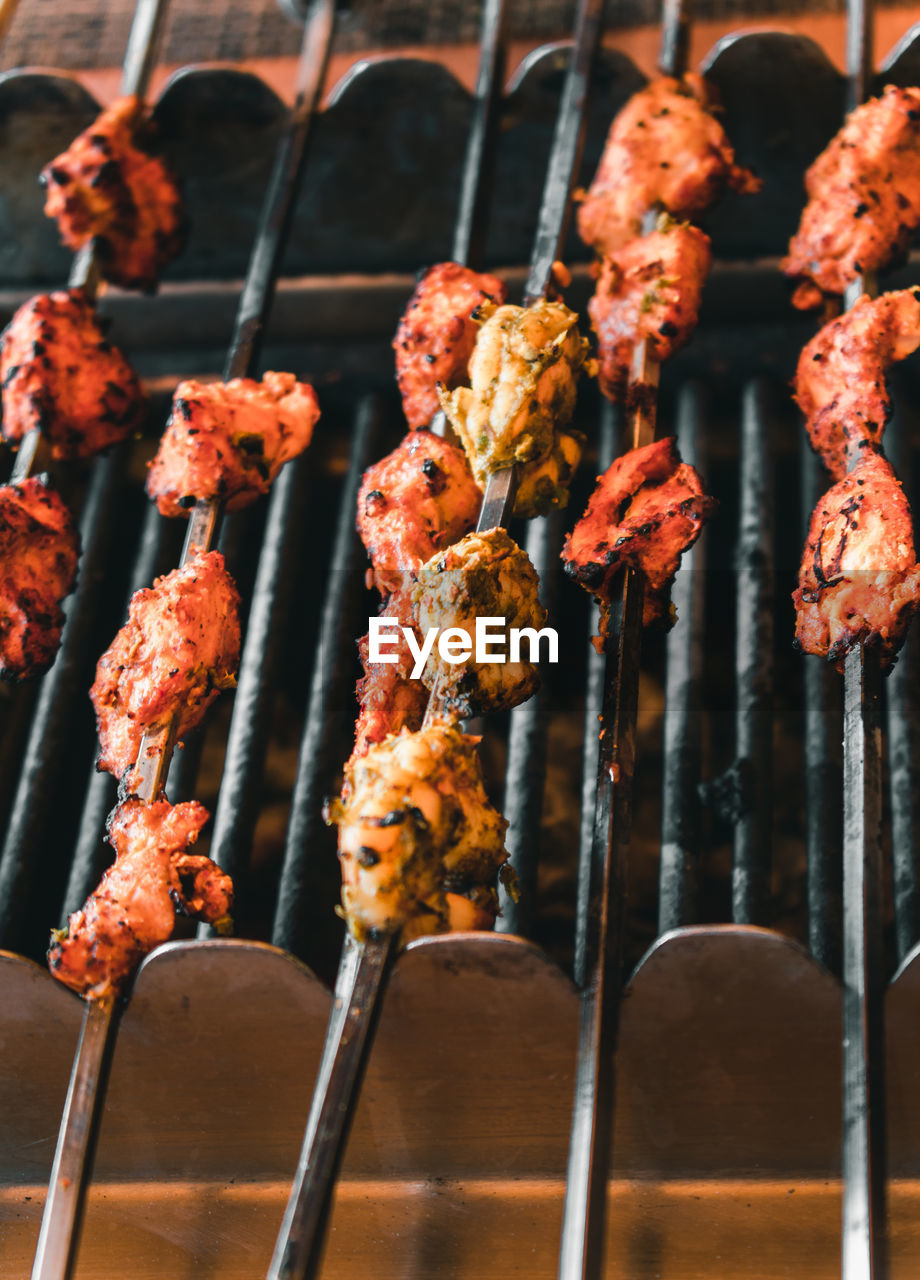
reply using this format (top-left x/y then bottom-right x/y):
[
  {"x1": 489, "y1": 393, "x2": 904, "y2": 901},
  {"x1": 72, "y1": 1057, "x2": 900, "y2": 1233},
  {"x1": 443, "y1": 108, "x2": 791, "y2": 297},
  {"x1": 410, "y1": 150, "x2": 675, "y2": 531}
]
[
  {"x1": 514, "y1": 429, "x2": 585, "y2": 520},
  {"x1": 563, "y1": 436, "x2": 717, "y2": 632},
  {"x1": 439, "y1": 299, "x2": 590, "y2": 517},
  {"x1": 412, "y1": 528, "x2": 548, "y2": 718},
  {"x1": 41, "y1": 96, "x2": 183, "y2": 292},
  {"x1": 91, "y1": 551, "x2": 241, "y2": 781},
  {"x1": 0, "y1": 289, "x2": 145, "y2": 459},
  {"x1": 794, "y1": 288, "x2": 920, "y2": 479},
  {"x1": 793, "y1": 451, "x2": 920, "y2": 671},
  {"x1": 394, "y1": 262, "x2": 507, "y2": 429},
  {"x1": 589, "y1": 220, "x2": 711, "y2": 400},
  {"x1": 0, "y1": 475, "x2": 79, "y2": 681},
  {"x1": 147, "y1": 372, "x2": 320, "y2": 517},
  {"x1": 352, "y1": 588, "x2": 428, "y2": 765},
  {"x1": 48, "y1": 798, "x2": 232, "y2": 1000},
  {"x1": 578, "y1": 75, "x2": 760, "y2": 257},
  {"x1": 357, "y1": 430, "x2": 482, "y2": 597},
  {"x1": 328, "y1": 723, "x2": 508, "y2": 942},
  {"x1": 783, "y1": 86, "x2": 920, "y2": 309}
]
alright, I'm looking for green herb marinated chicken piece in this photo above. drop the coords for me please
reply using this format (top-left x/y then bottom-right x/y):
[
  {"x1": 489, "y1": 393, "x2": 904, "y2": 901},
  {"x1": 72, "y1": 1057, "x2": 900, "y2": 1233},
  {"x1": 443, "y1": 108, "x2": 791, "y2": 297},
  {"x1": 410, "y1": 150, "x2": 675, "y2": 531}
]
[{"x1": 411, "y1": 527, "x2": 548, "y2": 718}]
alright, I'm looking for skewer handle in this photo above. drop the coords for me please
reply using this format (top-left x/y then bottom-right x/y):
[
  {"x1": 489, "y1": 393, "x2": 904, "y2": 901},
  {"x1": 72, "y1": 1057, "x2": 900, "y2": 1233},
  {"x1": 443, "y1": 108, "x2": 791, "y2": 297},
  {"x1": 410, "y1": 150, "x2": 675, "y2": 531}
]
[
  {"x1": 658, "y1": 0, "x2": 691, "y2": 78},
  {"x1": 224, "y1": 0, "x2": 335, "y2": 382},
  {"x1": 451, "y1": 0, "x2": 508, "y2": 268},
  {"x1": 120, "y1": 0, "x2": 171, "y2": 99},
  {"x1": 31, "y1": 1001, "x2": 118, "y2": 1280},
  {"x1": 523, "y1": 0, "x2": 605, "y2": 305},
  {"x1": 268, "y1": 933, "x2": 393, "y2": 1280},
  {"x1": 842, "y1": 646, "x2": 887, "y2": 1279},
  {"x1": 558, "y1": 567, "x2": 643, "y2": 1280}
]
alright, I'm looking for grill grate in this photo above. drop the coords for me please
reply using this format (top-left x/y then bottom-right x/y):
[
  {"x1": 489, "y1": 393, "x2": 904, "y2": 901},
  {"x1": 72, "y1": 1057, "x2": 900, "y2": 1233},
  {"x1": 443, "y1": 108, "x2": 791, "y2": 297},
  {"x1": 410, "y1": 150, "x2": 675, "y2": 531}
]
[{"x1": 1, "y1": 7, "x2": 920, "y2": 1278}]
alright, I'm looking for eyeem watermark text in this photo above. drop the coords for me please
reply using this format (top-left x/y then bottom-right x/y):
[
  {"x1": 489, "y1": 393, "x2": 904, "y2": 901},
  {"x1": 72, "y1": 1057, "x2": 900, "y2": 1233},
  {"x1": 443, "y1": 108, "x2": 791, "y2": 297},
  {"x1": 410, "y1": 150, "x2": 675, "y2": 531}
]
[{"x1": 368, "y1": 616, "x2": 559, "y2": 679}]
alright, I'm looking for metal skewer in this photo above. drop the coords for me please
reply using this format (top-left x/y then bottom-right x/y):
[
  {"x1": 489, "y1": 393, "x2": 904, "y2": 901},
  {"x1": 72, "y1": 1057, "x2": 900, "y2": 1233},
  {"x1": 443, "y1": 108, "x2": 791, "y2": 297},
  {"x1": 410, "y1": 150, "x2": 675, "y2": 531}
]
[
  {"x1": 30, "y1": 6, "x2": 337, "y2": 1278},
  {"x1": 835, "y1": 0, "x2": 888, "y2": 1270},
  {"x1": 558, "y1": 1, "x2": 692, "y2": 1274},
  {"x1": 268, "y1": 4, "x2": 604, "y2": 1276}
]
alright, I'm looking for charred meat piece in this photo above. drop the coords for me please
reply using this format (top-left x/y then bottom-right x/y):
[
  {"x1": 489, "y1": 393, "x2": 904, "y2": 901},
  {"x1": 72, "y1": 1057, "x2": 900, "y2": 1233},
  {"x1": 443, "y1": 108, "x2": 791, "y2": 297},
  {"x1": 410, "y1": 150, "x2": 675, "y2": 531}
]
[
  {"x1": 357, "y1": 430, "x2": 482, "y2": 597},
  {"x1": 147, "y1": 372, "x2": 320, "y2": 517},
  {"x1": 589, "y1": 219, "x2": 711, "y2": 400},
  {"x1": 412, "y1": 528, "x2": 548, "y2": 718},
  {"x1": 327, "y1": 723, "x2": 508, "y2": 942},
  {"x1": 578, "y1": 75, "x2": 760, "y2": 258},
  {"x1": 562, "y1": 436, "x2": 717, "y2": 631},
  {"x1": 351, "y1": 588, "x2": 429, "y2": 766},
  {"x1": 439, "y1": 299, "x2": 590, "y2": 514},
  {"x1": 91, "y1": 550, "x2": 241, "y2": 781},
  {"x1": 48, "y1": 797, "x2": 232, "y2": 1000},
  {"x1": 0, "y1": 475, "x2": 79, "y2": 681},
  {"x1": 41, "y1": 96, "x2": 183, "y2": 292},
  {"x1": 783, "y1": 86, "x2": 920, "y2": 309},
  {"x1": 0, "y1": 289, "x2": 146, "y2": 459},
  {"x1": 793, "y1": 451, "x2": 920, "y2": 672},
  {"x1": 794, "y1": 288, "x2": 920, "y2": 479},
  {"x1": 394, "y1": 262, "x2": 507, "y2": 429}
]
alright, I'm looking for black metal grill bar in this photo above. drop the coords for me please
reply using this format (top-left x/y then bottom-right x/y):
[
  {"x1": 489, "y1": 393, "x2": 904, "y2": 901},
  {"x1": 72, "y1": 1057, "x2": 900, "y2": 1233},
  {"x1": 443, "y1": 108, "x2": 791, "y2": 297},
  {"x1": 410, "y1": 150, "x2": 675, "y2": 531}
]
[
  {"x1": 731, "y1": 376, "x2": 774, "y2": 926},
  {"x1": 800, "y1": 440, "x2": 843, "y2": 975},
  {"x1": 498, "y1": 508, "x2": 564, "y2": 937},
  {"x1": 658, "y1": 380, "x2": 707, "y2": 935},
  {"x1": 270, "y1": 395, "x2": 382, "y2": 960},
  {"x1": 62, "y1": 503, "x2": 171, "y2": 919},
  {"x1": 202, "y1": 454, "x2": 311, "y2": 902},
  {"x1": 884, "y1": 400, "x2": 920, "y2": 965},
  {"x1": 0, "y1": 447, "x2": 128, "y2": 953}
]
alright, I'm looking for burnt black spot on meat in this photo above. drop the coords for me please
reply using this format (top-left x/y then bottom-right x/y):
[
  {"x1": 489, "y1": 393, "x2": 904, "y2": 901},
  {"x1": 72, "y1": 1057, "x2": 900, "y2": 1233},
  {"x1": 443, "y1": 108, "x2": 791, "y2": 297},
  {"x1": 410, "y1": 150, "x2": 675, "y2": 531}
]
[
  {"x1": 421, "y1": 458, "x2": 447, "y2": 495},
  {"x1": 659, "y1": 321, "x2": 678, "y2": 338},
  {"x1": 357, "y1": 847, "x2": 381, "y2": 868}
]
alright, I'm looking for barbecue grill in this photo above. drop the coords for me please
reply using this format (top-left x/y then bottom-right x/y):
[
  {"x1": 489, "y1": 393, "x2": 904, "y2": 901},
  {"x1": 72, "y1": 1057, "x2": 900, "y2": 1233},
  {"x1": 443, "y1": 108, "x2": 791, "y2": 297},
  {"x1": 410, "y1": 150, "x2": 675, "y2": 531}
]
[{"x1": 1, "y1": 0, "x2": 920, "y2": 1275}]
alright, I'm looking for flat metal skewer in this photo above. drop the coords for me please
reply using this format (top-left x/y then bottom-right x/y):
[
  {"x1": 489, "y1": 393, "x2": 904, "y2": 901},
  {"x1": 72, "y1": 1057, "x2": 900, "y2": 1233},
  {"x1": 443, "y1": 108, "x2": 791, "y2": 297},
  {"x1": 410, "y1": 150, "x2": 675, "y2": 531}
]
[
  {"x1": 838, "y1": 86, "x2": 887, "y2": 1280},
  {"x1": 559, "y1": 2, "x2": 690, "y2": 1273},
  {"x1": 269, "y1": 4, "x2": 604, "y2": 1276},
  {"x1": 31, "y1": 6, "x2": 338, "y2": 1278},
  {"x1": 838, "y1": 0, "x2": 887, "y2": 1266}
]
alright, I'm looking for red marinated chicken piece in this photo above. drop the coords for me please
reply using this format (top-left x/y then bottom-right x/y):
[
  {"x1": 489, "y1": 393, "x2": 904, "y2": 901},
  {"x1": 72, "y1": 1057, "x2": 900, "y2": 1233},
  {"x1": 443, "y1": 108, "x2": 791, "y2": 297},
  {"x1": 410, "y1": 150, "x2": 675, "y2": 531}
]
[
  {"x1": 41, "y1": 96, "x2": 183, "y2": 292},
  {"x1": 793, "y1": 451, "x2": 920, "y2": 672},
  {"x1": 48, "y1": 797, "x2": 233, "y2": 1000},
  {"x1": 0, "y1": 289, "x2": 146, "y2": 459},
  {"x1": 0, "y1": 476, "x2": 79, "y2": 681},
  {"x1": 356, "y1": 429, "x2": 482, "y2": 597},
  {"x1": 351, "y1": 588, "x2": 428, "y2": 766},
  {"x1": 578, "y1": 75, "x2": 760, "y2": 257},
  {"x1": 393, "y1": 262, "x2": 507, "y2": 429},
  {"x1": 562, "y1": 436, "x2": 717, "y2": 631},
  {"x1": 783, "y1": 86, "x2": 920, "y2": 309},
  {"x1": 147, "y1": 372, "x2": 320, "y2": 517},
  {"x1": 91, "y1": 551, "x2": 241, "y2": 780},
  {"x1": 794, "y1": 288, "x2": 920, "y2": 480},
  {"x1": 589, "y1": 220, "x2": 711, "y2": 400}
]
